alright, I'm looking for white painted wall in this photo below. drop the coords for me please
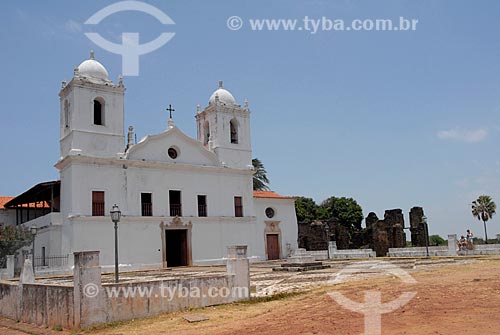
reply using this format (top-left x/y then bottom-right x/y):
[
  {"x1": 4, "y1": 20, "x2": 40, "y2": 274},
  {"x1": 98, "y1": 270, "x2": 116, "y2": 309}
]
[
  {"x1": 196, "y1": 101, "x2": 252, "y2": 170},
  {"x1": 24, "y1": 56, "x2": 300, "y2": 271},
  {"x1": 59, "y1": 79, "x2": 125, "y2": 159},
  {"x1": 61, "y1": 216, "x2": 269, "y2": 268},
  {"x1": 255, "y1": 197, "x2": 298, "y2": 259},
  {"x1": 59, "y1": 159, "x2": 255, "y2": 218}
]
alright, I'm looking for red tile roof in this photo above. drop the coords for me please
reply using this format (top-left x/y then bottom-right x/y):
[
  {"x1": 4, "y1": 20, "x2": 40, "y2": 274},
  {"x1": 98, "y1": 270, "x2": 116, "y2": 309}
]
[
  {"x1": 0, "y1": 196, "x2": 15, "y2": 209},
  {"x1": 253, "y1": 190, "x2": 294, "y2": 200},
  {"x1": 0, "y1": 196, "x2": 50, "y2": 209}
]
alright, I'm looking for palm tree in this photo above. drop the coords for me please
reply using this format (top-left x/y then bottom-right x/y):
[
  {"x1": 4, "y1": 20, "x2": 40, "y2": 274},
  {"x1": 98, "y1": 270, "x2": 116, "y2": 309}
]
[
  {"x1": 471, "y1": 195, "x2": 496, "y2": 244},
  {"x1": 252, "y1": 158, "x2": 270, "y2": 191}
]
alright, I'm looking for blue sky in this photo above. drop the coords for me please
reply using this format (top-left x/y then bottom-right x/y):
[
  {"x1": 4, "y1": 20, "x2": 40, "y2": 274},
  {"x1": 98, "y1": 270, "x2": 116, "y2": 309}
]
[{"x1": 1, "y1": 0, "x2": 500, "y2": 239}]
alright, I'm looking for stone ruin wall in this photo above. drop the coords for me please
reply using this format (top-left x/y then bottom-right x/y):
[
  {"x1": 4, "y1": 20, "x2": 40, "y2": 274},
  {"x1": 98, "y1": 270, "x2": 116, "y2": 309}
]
[
  {"x1": 366, "y1": 209, "x2": 406, "y2": 256},
  {"x1": 409, "y1": 206, "x2": 427, "y2": 247},
  {"x1": 298, "y1": 206, "x2": 427, "y2": 257},
  {"x1": 298, "y1": 220, "x2": 351, "y2": 251}
]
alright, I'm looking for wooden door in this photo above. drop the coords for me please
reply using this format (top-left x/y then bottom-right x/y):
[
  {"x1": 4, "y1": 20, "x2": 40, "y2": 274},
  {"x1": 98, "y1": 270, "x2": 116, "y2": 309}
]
[{"x1": 266, "y1": 234, "x2": 280, "y2": 260}]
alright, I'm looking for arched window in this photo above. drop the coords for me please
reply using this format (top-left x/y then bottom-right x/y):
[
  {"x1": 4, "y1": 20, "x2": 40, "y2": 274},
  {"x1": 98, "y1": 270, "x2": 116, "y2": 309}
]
[
  {"x1": 230, "y1": 119, "x2": 238, "y2": 144},
  {"x1": 93, "y1": 98, "x2": 104, "y2": 125},
  {"x1": 203, "y1": 121, "x2": 210, "y2": 145},
  {"x1": 64, "y1": 100, "x2": 70, "y2": 128}
]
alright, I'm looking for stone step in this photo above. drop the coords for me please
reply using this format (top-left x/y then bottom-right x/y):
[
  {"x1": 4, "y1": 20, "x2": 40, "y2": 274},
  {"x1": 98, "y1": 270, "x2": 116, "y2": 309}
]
[{"x1": 272, "y1": 264, "x2": 330, "y2": 272}]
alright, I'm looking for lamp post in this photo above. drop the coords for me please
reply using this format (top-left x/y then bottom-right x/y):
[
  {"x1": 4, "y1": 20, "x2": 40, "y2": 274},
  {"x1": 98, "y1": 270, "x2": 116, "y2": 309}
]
[
  {"x1": 30, "y1": 224, "x2": 38, "y2": 272},
  {"x1": 324, "y1": 223, "x2": 331, "y2": 259},
  {"x1": 421, "y1": 215, "x2": 429, "y2": 258},
  {"x1": 110, "y1": 204, "x2": 121, "y2": 283}
]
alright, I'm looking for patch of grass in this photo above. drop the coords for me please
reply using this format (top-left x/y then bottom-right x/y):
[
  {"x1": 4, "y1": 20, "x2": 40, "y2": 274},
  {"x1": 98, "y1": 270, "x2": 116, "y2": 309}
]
[
  {"x1": 240, "y1": 291, "x2": 303, "y2": 304},
  {"x1": 53, "y1": 324, "x2": 63, "y2": 331},
  {"x1": 84, "y1": 320, "x2": 129, "y2": 333}
]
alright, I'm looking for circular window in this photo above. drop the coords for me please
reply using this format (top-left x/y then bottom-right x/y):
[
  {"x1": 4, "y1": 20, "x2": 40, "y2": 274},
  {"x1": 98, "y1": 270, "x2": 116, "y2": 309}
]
[
  {"x1": 265, "y1": 207, "x2": 275, "y2": 218},
  {"x1": 168, "y1": 147, "x2": 178, "y2": 159}
]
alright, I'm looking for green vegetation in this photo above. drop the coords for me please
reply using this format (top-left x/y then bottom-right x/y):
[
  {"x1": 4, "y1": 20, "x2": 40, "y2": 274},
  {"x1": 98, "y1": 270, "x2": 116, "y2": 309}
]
[
  {"x1": 429, "y1": 234, "x2": 447, "y2": 246},
  {"x1": 0, "y1": 225, "x2": 33, "y2": 267},
  {"x1": 320, "y1": 197, "x2": 363, "y2": 236},
  {"x1": 252, "y1": 158, "x2": 270, "y2": 191},
  {"x1": 52, "y1": 324, "x2": 63, "y2": 331},
  {"x1": 471, "y1": 237, "x2": 499, "y2": 245},
  {"x1": 240, "y1": 291, "x2": 303, "y2": 304},
  {"x1": 294, "y1": 197, "x2": 328, "y2": 223},
  {"x1": 472, "y1": 195, "x2": 496, "y2": 243},
  {"x1": 294, "y1": 195, "x2": 364, "y2": 242}
]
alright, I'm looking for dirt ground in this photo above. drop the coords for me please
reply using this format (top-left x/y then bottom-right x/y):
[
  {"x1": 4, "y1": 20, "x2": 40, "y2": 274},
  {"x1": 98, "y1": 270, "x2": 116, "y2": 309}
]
[
  {"x1": 2, "y1": 258, "x2": 500, "y2": 335},
  {"x1": 88, "y1": 258, "x2": 500, "y2": 335}
]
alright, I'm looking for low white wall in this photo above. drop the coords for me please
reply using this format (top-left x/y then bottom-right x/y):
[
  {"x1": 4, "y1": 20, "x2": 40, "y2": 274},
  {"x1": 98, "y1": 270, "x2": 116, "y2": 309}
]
[
  {"x1": 0, "y1": 281, "x2": 74, "y2": 328},
  {"x1": 308, "y1": 248, "x2": 376, "y2": 260},
  {"x1": 101, "y1": 275, "x2": 236, "y2": 325},
  {"x1": 0, "y1": 249, "x2": 251, "y2": 329},
  {"x1": 388, "y1": 246, "x2": 449, "y2": 257},
  {"x1": 388, "y1": 244, "x2": 500, "y2": 257}
]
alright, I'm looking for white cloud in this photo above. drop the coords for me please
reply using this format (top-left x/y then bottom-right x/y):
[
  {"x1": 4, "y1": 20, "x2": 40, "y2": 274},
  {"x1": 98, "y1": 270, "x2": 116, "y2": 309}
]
[{"x1": 437, "y1": 127, "x2": 488, "y2": 143}]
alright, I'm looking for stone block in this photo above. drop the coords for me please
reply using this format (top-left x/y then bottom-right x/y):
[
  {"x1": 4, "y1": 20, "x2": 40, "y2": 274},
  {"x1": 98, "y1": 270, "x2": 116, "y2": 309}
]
[
  {"x1": 226, "y1": 245, "x2": 249, "y2": 300},
  {"x1": 73, "y1": 251, "x2": 106, "y2": 328},
  {"x1": 0, "y1": 255, "x2": 15, "y2": 279},
  {"x1": 448, "y1": 234, "x2": 457, "y2": 256},
  {"x1": 20, "y1": 259, "x2": 35, "y2": 284}
]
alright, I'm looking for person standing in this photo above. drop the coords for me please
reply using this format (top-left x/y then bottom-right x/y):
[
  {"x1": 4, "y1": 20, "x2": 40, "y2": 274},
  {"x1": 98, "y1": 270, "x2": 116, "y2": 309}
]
[{"x1": 467, "y1": 229, "x2": 474, "y2": 249}]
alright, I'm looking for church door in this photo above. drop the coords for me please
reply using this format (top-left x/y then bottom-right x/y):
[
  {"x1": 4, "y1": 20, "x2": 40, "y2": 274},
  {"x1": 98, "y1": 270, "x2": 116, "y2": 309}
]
[
  {"x1": 266, "y1": 234, "x2": 280, "y2": 260},
  {"x1": 165, "y1": 229, "x2": 188, "y2": 267}
]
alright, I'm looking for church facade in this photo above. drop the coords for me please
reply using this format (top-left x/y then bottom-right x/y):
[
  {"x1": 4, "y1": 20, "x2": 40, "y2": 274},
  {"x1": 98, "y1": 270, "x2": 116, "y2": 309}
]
[{"x1": 4, "y1": 53, "x2": 298, "y2": 271}]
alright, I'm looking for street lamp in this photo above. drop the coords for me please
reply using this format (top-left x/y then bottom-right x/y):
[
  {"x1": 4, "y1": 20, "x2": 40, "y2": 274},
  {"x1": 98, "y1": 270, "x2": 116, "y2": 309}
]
[
  {"x1": 110, "y1": 204, "x2": 121, "y2": 283},
  {"x1": 421, "y1": 215, "x2": 429, "y2": 258},
  {"x1": 30, "y1": 224, "x2": 37, "y2": 272},
  {"x1": 324, "y1": 223, "x2": 331, "y2": 259}
]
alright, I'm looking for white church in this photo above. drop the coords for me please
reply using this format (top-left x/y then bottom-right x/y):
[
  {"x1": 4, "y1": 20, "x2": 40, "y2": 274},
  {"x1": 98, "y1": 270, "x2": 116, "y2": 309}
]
[{"x1": 1, "y1": 52, "x2": 298, "y2": 271}]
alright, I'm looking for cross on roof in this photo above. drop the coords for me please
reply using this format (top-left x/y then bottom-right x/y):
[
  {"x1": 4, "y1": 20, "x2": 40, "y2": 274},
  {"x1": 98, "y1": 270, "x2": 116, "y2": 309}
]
[{"x1": 166, "y1": 104, "x2": 175, "y2": 119}]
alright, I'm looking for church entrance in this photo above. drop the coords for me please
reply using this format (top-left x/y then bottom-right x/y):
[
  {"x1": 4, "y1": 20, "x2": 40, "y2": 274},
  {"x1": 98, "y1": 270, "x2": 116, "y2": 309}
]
[
  {"x1": 266, "y1": 234, "x2": 280, "y2": 260},
  {"x1": 165, "y1": 229, "x2": 188, "y2": 267}
]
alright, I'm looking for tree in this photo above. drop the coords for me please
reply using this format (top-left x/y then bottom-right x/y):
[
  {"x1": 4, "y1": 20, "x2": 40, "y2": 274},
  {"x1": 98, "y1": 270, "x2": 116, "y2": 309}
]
[
  {"x1": 320, "y1": 197, "x2": 363, "y2": 235},
  {"x1": 252, "y1": 158, "x2": 270, "y2": 191},
  {"x1": 429, "y1": 234, "x2": 446, "y2": 246},
  {"x1": 294, "y1": 197, "x2": 329, "y2": 223},
  {"x1": 0, "y1": 225, "x2": 33, "y2": 267},
  {"x1": 472, "y1": 195, "x2": 496, "y2": 244}
]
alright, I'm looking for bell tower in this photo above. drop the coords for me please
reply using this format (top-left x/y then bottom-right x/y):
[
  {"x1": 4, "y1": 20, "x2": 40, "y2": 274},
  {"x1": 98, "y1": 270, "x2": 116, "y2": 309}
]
[
  {"x1": 59, "y1": 51, "x2": 125, "y2": 159},
  {"x1": 195, "y1": 81, "x2": 252, "y2": 169}
]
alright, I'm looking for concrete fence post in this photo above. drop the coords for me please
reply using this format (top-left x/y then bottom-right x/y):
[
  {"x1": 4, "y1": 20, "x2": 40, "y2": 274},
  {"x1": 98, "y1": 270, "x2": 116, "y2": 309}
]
[
  {"x1": 20, "y1": 259, "x2": 35, "y2": 284},
  {"x1": 328, "y1": 241, "x2": 337, "y2": 258},
  {"x1": 226, "y1": 245, "x2": 250, "y2": 300},
  {"x1": 2, "y1": 255, "x2": 15, "y2": 279},
  {"x1": 73, "y1": 251, "x2": 106, "y2": 328},
  {"x1": 448, "y1": 234, "x2": 457, "y2": 256}
]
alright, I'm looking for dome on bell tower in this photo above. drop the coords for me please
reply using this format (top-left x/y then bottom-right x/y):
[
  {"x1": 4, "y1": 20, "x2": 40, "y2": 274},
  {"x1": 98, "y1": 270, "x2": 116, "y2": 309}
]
[
  {"x1": 76, "y1": 51, "x2": 110, "y2": 82},
  {"x1": 209, "y1": 80, "x2": 236, "y2": 105}
]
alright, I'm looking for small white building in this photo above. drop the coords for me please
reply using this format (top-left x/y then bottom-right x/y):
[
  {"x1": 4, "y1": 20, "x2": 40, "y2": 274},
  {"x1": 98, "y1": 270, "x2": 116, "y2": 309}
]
[{"x1": 4, "y1": 52, "x2": 298, "y2": 271}]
